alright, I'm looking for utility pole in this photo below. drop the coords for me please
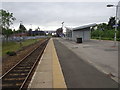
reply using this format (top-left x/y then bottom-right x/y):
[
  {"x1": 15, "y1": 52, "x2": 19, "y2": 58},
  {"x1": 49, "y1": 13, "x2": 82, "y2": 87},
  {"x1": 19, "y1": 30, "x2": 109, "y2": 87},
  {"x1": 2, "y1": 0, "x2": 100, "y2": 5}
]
[
  {"x1": 19, "y1": 21, "x2": 23, "y2": 47},
  {"x1": 107, "y1": 2, "x2": 120, "y2": 46},
  {"x1": 62, "y1": 22, "x2": 64, "y2": 30},
  {"x1": 30, "y1": 24, "x2": 32, "y2": 36}
]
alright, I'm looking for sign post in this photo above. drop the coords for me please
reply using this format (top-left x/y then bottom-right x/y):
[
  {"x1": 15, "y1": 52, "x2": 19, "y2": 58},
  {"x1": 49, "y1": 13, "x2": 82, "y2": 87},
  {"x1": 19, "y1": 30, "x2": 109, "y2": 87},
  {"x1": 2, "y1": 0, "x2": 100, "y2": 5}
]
[{"x1": 117, "y1": 1, "x2": 120, "y2": 20}]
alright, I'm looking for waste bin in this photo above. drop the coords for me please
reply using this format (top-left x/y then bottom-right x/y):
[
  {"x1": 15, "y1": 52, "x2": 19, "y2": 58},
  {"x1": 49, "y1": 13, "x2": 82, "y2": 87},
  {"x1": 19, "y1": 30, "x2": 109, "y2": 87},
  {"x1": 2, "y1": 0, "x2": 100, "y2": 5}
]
[{"x1": 76, "y1": 38, "x2": 82, "y2": 43}]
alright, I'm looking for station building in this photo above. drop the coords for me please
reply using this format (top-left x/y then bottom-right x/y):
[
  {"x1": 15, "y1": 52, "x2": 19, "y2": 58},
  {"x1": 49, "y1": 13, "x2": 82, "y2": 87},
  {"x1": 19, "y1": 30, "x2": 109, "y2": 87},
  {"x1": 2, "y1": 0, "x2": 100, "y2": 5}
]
[{"x1": 65, "y1": 23, "x2": 96, "y2": 42}]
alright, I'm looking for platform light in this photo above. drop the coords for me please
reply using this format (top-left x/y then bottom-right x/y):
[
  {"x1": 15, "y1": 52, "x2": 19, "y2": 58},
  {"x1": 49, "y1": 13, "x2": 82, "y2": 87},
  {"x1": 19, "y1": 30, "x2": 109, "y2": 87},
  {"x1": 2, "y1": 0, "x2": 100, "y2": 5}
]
[{"x1": 107, "y1": 2, "x2": 120, "y2": 46}]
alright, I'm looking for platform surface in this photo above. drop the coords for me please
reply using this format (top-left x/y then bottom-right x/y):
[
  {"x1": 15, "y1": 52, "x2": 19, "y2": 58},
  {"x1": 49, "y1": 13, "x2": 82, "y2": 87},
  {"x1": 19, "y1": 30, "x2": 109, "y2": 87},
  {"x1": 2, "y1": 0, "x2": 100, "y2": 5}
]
[
  {"x1": 55, "y1": 38, "x2": 118, "y2": 80},
  {"x1": 28, "y1": 38, "x2": 118, "y2": 88},
  {"x1": 53, "y1": 38, "x2": 118, "y2": 88},
  {"x1": 28, "y1": 38, "x2": 66, "y2": 89}
]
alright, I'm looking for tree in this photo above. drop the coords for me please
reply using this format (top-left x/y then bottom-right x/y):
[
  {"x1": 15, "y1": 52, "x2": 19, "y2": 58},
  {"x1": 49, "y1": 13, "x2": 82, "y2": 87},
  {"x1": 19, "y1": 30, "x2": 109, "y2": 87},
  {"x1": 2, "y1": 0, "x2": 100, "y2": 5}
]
[
  {"x1": 91, "y1": 29, "x2": 103, "y2": 38},
  {"x1": 91, "y1": 25, "x2": 97, "y2": 31},
  {"x1": 117, "y1": 20, "x2": 120, "y2": 39},
  {"x1": 37, "y1": 27, "x2": 40, "y2": 31},
  {"x1": 0, "y1": 9, "x2": 16, "y2": 41},
  {"x1": 97, "y1": 23, "x2": 108, "y2": 31},
  {"x1": 18, "y1": 23, "x2": 27, "y2": 33},
  {"x1": 2, "y1": 28, "x2": 13, "y2": 39},
  {"x1": 0, "y1": 9, "x2": 16, "y2": 29},
  {"x1": 56, "y1": 27, "x2": 63, "y2": 37},
  {"x1": 108, "y1": 17, "x2": 115, "y2": 29},
  {"x1": 28, "y1": 29, "x2": 32, "y2": 36},
  {"x1": 91, "y1": 17, "x2": 120, "y2": 40}
]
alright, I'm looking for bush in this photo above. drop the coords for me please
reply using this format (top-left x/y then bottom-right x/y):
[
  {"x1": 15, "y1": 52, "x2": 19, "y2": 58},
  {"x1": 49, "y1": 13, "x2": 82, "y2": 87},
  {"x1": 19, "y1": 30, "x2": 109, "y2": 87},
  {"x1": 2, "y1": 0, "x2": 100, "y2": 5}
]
[
  {"x1": 117, "y1": 38, "x2": 120, "y2": 41},
  {"x1": 6, "y1": 51, "x2": 16, "y2": 56}
]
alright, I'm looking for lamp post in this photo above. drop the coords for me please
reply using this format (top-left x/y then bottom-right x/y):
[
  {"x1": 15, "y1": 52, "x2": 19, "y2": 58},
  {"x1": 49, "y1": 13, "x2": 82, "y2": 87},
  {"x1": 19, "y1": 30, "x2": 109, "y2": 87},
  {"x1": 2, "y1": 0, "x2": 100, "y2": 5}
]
[
  {"x1": 62, "y1": 22, "x2": 64, "y2": 37},
  {"x1": 107, "y1": 3, "x2": 120, "y2": 46},
  {"x1": 20, "y1": 21, "x2": 23, "y2": 34},
  {"x1": 62, "y1": 22, "x2": 64, "y2": 30},
  {"x1": 30, "y1": 24, "x2": 32, "y2": 36},
  {"x1": 30, "y1": 24, "x2": 32, "y2": 29},
  {"x1": 19, "y1": 21, "x2": 23, "y2": 47}
]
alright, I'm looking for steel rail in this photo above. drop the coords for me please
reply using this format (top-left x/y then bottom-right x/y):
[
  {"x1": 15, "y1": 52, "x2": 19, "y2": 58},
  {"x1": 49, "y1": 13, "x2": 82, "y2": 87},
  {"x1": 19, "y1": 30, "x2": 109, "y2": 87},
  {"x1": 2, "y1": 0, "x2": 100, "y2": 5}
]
[
  {"x1": 1, "y1": 38, "x2": 49, "y2": 89},
  {"x1": 0, "y1": 39, "x2": 46, "y2": 79},
  {"x1": 19, "y1": 39, "x2": 48, "y2": 89}
]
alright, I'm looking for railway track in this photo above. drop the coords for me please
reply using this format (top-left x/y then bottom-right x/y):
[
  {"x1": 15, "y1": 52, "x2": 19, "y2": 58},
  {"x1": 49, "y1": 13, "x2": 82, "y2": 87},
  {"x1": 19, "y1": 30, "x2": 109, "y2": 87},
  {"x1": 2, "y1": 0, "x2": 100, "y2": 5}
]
[{"x1": 1, "y1": 38, "x2": 49, "y2": 90}]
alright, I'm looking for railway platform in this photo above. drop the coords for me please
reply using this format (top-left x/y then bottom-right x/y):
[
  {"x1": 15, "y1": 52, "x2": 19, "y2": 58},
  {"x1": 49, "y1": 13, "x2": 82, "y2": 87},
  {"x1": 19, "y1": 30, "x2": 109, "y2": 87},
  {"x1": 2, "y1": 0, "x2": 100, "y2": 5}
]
[
  {"x1": 53, "y1": 38, "x2": 118, "y2": 88},
  {"x1": 28, "y1": 38, "x2": 67, "y2": 88},
  {"x1": 28, "y1": 38, "x2": 118, "y2": 88}
]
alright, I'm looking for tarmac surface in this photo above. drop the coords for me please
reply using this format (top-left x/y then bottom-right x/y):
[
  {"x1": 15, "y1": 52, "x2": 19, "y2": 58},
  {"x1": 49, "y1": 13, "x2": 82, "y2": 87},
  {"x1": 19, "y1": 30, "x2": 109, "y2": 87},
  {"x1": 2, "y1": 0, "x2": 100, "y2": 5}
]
[
  {"x1": 28, "y1": 38, "x2": 119, "y2": 88},
  {"x1": 55, "y1": 38, "x2": 119, "y2": 81},
  {"x1": 53, "y1": 38, "x2": 118, "y2": 88}
]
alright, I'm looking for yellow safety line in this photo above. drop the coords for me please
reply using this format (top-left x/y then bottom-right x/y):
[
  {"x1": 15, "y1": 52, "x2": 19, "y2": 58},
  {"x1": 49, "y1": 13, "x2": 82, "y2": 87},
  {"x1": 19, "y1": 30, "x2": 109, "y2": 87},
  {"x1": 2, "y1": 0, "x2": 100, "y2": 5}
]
[{"x1": 51, "y1": 38, "x2": 67, "y2": 89}]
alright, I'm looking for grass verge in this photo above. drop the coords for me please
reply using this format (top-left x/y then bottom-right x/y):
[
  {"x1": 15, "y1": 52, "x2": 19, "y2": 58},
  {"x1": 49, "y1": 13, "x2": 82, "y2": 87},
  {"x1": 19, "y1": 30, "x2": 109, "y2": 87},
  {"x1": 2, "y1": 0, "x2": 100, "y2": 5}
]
[
  {"x1": 91, "y1": 37, "x2": 120, "y2": 41},
  {"x1": 2, "y1": 38, "x2": 43, "y2": 57}
]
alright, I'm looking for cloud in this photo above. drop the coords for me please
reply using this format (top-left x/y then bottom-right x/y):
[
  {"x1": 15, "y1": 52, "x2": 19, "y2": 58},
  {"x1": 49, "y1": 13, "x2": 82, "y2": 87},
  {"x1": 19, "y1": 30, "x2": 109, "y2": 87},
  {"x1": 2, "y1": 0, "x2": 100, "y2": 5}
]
[
  {"x1": 2, "y1": 2, "x2": 118, "y2": 30},
  {"x1": 2, "y1": 0, "x2": 120, "y2": 2}
]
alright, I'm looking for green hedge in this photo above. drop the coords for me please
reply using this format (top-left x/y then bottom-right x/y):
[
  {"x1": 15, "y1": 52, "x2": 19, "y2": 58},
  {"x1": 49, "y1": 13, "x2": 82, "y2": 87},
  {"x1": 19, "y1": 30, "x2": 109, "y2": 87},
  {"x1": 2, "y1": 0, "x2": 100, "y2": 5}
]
[{"x1": 91, "y1": 29, "x2": 120, "y2": 41}]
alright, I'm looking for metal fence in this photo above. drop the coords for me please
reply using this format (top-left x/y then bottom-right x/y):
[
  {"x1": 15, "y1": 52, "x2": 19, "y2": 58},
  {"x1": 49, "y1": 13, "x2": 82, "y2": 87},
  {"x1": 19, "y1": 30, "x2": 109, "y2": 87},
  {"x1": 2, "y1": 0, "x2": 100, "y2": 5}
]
[{"x1": 1, "y1": 35, "x2": 48, "y2": 42}]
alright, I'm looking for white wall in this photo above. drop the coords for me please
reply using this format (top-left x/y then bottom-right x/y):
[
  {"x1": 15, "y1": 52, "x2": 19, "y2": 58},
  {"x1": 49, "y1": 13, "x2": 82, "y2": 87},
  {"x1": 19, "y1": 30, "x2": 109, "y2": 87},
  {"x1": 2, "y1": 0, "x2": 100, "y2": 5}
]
[
  {"x1": 83, "y1": 30, "x2": 91, "y2": 41},
  {"x1": 72, "y1": 30, "x2": 90, "y2": 42}
]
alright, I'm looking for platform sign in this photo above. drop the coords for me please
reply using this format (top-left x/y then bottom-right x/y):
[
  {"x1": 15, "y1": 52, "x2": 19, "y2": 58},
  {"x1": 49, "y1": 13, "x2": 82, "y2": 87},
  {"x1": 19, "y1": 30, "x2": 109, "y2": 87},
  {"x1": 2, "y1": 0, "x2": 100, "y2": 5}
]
[
  {"x1": 113, "y1": 24, "x2": 118, "y2": 27},
  {"x1": 117, "y1": 1, "x2": 120, "y2": 20}
]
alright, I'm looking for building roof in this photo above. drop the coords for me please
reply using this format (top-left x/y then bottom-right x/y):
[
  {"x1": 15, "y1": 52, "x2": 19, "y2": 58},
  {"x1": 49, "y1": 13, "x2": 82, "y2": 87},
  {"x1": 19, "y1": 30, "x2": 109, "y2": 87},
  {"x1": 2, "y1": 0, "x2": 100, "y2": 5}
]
[
  {"x1": 65, "y1": 27, "x2": 72, "y2": 30},
  {"x1": 72, "y1": 23, "x2": 97, "y2": 31}
]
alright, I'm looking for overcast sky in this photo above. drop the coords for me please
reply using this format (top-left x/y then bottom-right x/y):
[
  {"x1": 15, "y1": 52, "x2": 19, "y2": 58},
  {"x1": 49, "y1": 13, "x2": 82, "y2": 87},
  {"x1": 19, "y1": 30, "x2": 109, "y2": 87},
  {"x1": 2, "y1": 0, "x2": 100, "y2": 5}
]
[{"x1": 1, "y1": 1, "x2": 120, "y2": 31}]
